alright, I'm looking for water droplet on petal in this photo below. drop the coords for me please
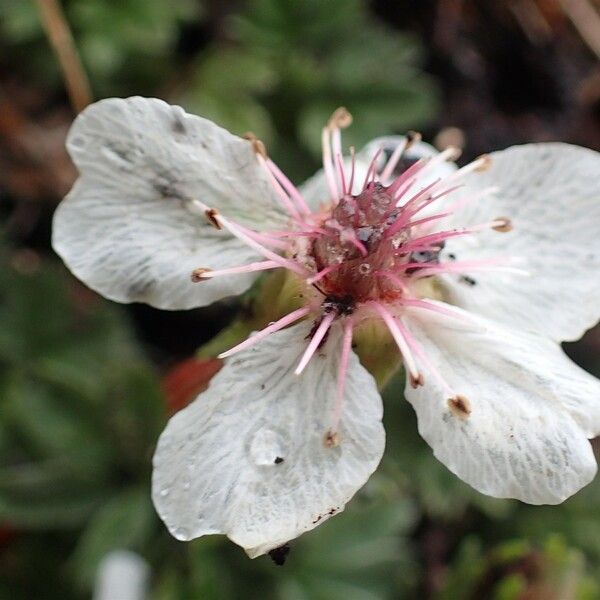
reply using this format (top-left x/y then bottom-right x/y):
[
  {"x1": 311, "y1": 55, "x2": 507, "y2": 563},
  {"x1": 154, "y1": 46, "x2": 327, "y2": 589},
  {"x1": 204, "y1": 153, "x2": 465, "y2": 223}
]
[{"x1": 249, "y1": 427, "x2": 288, "y2": 467}]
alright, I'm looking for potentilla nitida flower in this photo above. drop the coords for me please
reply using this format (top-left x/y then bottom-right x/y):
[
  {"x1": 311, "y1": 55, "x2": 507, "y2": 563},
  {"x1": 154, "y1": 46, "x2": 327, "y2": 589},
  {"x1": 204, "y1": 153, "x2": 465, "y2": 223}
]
[{"x1": 53, "y1": 97, "x2": 600, "y2": 558}]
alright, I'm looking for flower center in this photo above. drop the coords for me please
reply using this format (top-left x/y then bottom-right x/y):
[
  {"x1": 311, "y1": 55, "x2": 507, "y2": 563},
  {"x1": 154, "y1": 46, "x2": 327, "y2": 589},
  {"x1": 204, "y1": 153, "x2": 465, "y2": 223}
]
[{"x1": 309, "y1": 181, "x2": 442, "y2": 305}]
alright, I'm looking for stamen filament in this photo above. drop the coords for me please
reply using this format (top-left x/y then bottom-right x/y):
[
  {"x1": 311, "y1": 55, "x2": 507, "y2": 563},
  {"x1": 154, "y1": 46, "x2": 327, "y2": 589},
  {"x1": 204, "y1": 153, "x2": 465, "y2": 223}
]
[
  {"x1": 307, "y1": 263, "x2": 342, "y2": 285},
  {"x1": 331, "y1": 318, "x2": 354, "y2": 433},
  {"x1": 348, "y1": 146, "x2": 356, "y2": 193},
  {"x1": 192, "y1": 260, "x2": 280, "y2": 281},
  {"x1": 361, "y1": 148, "x2": 383, "y2": 190},
  {"x1": 217, "y1": 214, "x2": 308, "y2": 276},
  {"x1": 322, "y1": 126, "x2": 339, "y2": 201},
  {"x1": 371, "y1": 302, "x2": 421, "y2": 383},
  {"x1": 374, "y1": 270, "x2": 410, "y2": 294},
  {"x1": 219, "y1": 306, "x2": 312, "y2": 359},
  {"x1": 256, "y1": 153, "x2": 303, "y2": 221},
  {"x1": 379, "y1": 137, "x2": 409, "y2": 182},
  {"x1": 295, "y1": 312, "x2": 335, "y2": 375},
  {"x1": 399, "y1": 323, "x2": 455, "y2": 397},
  {"x1": 265, "y1": 158, "x2": 312, "y2": 215}
]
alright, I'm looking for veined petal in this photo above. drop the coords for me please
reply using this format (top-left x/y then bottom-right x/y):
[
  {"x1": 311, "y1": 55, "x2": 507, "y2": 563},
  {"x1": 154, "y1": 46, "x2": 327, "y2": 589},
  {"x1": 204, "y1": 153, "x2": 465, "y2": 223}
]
[
  {"x1": 151, "y1": 320, "x2": 385, "y2": 557},
  {"x1": 403, "y1": 306, "x2": 600, "y2": 504},
  {"x1": 53, "y1": 97, "x2": 286, "y2": 310},
  {"x1": 442, "y1": 143, "x2": 600, "y2": 342}
]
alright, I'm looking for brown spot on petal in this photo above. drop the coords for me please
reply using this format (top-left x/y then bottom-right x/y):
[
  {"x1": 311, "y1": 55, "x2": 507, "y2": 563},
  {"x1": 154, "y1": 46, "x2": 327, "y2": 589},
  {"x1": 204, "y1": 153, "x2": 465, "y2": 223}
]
[
  {"x1": 448, "y1": 395, "x2": 472, "y2": 419},
  {"x1": 205, "y1": 208, "x2": 222, "y2": 229},
  {"x1": 324, "y1": 430, "x2": 340, "y2": 447}
]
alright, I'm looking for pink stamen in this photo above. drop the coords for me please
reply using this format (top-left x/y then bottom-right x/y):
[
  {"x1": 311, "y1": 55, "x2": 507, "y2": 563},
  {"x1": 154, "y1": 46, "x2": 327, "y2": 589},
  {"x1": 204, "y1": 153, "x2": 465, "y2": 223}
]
[
  {"x1": 397, "y1": 229, "x2": 470, "y2": 253},
  {"x1": 307, "y1": 263, "x2": 342, "y2": 285},
  {"x1": 399, "y1": 298, "x2": 477, "y2": 324},
  {"x1": 392, "y1": 177, "x2": 418, "y2": 205},
  {"x1": 373, "y1": 270, "x2": 410, "y2": 294},
  {"x1": 388, "y1": 157, "x2": 429, "y2": 196},
  {"x1": 443, "y1": 186, "x2": 498, "y2": 214},
  {"x1": 468, "y1": 218, "x2": 512, "y2": 233},
  {"x1": 256, "y1": 154, "x2": 303, "y2": 221},
  {"x1": 342, "y1": 232, "x2": 368, "y2": 257},
  {"x1": 266, "y1": 158, "x2": 312, "y2": 215},
  {"x1": 295, "y1": 312, "x2": 336, "y2": 375},
  {"x1": 401, "y1": 184, "x2": 463, "y2": 219},
  {"x1": 195, "y1": 260, "x2": 281, "y2": 280},
  {"x1": 218, "y1": 306, "x2": 312, "y2": 359},
  {"x1": 348, "y1": 146, "x2": 356, "y2": 193},
  {"x1": 379, "y1": 137, "x2": 409, "y2": 182},
  {"x1": 406, "y1": 211, "x2": 452, "y2": 230},
  {"x1": 361, "y1": 148, "x2": 383, "y2": 190},
  {"x1": 336, "y1": 153, "x2": 348, "y2": 195},
  {"x1": 399, "y1": 321, "x2": 454, "y2": 397},
  {"x1": 234, "y1": 223, "x2": 290, "y2": 251},
  {"x1": 404, "y1": 257, "x2": 521, "y2": 279},
  {"x1": 443, "y1": 154, "x2": 490, "y2": 184},
  {"x1": 331, "y1": 318, "x2": 354, "y2": 433},
  {"x1": 217, "y1": 214, "x2": 309, "y2": 276},
  {"x1": 322, "y1": 126, "x2": 339, "y2": 201},
  {"x1": 370, "y1": 302, "x2": 421, "y2": 382},
  {"x1": 395, "y1": 177, "x2": 441, "y2": 211}
]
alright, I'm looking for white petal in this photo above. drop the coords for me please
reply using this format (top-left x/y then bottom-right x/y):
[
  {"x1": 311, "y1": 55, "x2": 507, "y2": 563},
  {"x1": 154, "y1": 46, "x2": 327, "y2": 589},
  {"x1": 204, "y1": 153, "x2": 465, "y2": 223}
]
[
  {"x1": 403, "y1": 306, "x2": 600, "y2": 504},
  {"x1": 442, "y1": 143, "x2": 600, "y2": 341},
  {"x1": 53, "y1": 97, "x2": 285, "y2": 309},
  {"x1": 152, "y1": 320, "x2": 385, "y2": 557}
]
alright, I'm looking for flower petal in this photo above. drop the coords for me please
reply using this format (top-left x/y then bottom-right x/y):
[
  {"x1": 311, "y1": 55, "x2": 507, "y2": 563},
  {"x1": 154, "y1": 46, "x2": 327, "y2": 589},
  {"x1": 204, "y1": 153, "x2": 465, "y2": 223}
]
[
  {"x1": 442, "y1": 143, "x2": 600, "y2": 341},
  {"x1": 151, "y1": 320, "x2": 385, "y2": 557},
  {"x1": 403, "y1": 306, "x2": 600, "y2": 504},
  {"x1": 53, "y1": 97, "x2": 285, "y2": 309}
]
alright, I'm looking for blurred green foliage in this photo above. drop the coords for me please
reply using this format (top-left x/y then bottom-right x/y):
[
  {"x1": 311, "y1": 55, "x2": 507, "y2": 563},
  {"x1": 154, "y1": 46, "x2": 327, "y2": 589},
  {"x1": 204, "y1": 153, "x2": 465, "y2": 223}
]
[
  {"x1": 0, "y1": 0, "x2": 436, "y2": 180},
  {"x1": 180, "y1": 0, "x2": 438, "y2": 179},
  {"x1": 0, "y1": 0, "x2": 199, "y2": 95}
]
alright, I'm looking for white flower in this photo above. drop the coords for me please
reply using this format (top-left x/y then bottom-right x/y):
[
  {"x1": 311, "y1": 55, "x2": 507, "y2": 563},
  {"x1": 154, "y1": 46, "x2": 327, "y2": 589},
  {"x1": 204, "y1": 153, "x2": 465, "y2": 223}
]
[{"x1": 53, "y1": 97, "x2": 600, "y2": 558}]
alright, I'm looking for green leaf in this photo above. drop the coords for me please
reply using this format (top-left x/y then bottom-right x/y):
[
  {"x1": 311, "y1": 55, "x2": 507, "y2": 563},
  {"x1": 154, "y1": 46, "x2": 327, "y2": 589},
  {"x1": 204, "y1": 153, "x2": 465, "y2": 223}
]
[{"x1": 69, "y1": 486, "x2": 157, "y2": 589}]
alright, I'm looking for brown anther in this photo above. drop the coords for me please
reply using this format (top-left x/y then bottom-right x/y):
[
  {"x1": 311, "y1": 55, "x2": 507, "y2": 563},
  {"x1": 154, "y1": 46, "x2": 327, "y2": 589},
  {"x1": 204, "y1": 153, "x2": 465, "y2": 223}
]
[
  {"x1": 243, "y1": 132, "x2": 267, "y2": 158},
  {"x1": 191, "y1": 268, "x2": 212, "y2": 282},
  {"x1": 492, "y1": 217, "x2": 513, "y2": 233},
  {"x1": 448, "y1": 395, "x2": 472, "y2": 419},
  {"x1": 409, "y1": 372, "x2": 425, "y2": 388},
  {"x1": 205, "y1": 208, "x2": 222, "y2": 229},
  {"x1": 405, "y1": 130, "x2": 422, "y2": 148},
  {"x1": 324, "y1": 430, "x2": 341, "y2": 448},
  {"x1": 328, "y1": 107, "x2": 353, "y2": 129},
  {"x1": 475, "y1": 154, "x2": 492, "y2": 172}
]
